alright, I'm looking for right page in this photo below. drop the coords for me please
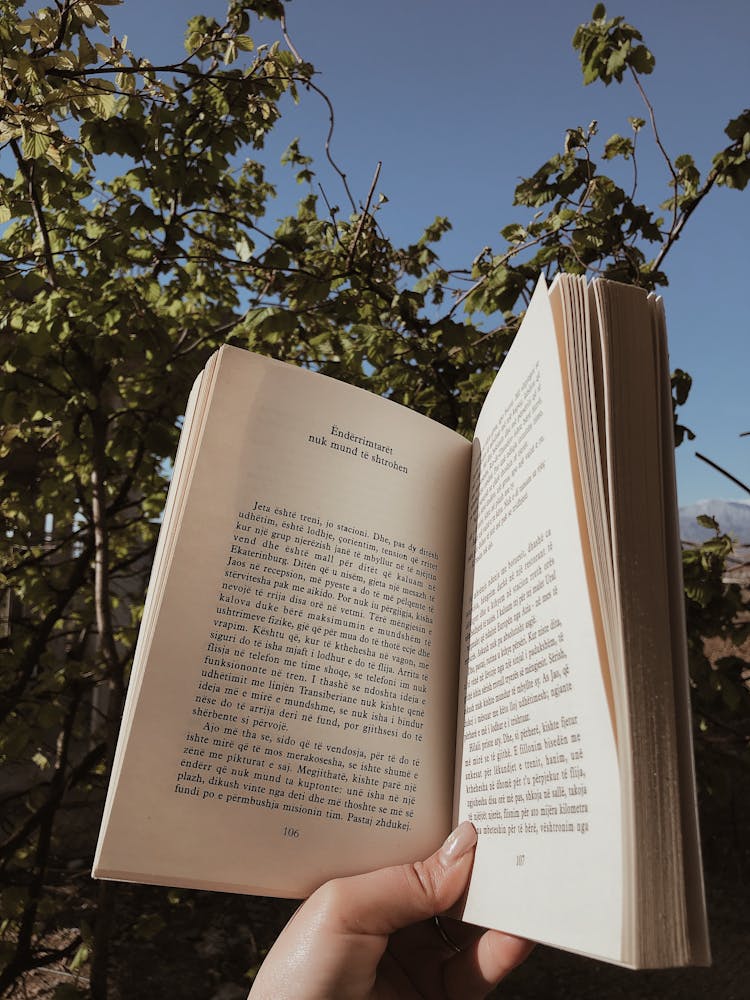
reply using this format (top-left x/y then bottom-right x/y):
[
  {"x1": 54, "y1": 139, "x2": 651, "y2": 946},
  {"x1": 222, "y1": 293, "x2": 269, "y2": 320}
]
[{"x1": 454, "y1": 280, "x2": 624, "y2": 961}]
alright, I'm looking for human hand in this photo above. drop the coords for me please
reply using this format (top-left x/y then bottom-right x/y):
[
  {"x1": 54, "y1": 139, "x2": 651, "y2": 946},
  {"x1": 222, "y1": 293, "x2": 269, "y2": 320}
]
[{"x1": 249, "y1": 821, "x2": 533, "y2": 999}]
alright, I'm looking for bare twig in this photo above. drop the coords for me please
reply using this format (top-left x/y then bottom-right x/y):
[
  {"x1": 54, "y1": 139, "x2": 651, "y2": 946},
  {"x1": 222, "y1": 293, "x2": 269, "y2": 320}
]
[
  {"x1": 446, "y1": 229, "x2": 552, "y2": 319},
  {"x1": 317, "y1": 181, "x2": 340, "y2": 227},
  {"x1": 0, "y1": 543, "x2": 94, "y2": 727},
  {"x1": 648, "y1": 168, "x2": 719, "y2": 277},
  {"x1": 629, "y1": 66, "x2": 679, "y2": 233},
  {"x1": 305, "y1": 79, "x2": 357, "y2": 214},
  {"x1": 695, "y1": 451, "x2": 750, "y2": 497},
  {"x1": 9, "y1": 139, "x2": 57, "y2": 287},
  {"x1": 0, "y1": 740, "x2": 105, "y2": 864},
  {"x1": 279, "y1": 11, "x2": 303, "y2": 64},
  {"x1": 345, "y1": 161, "x2": 381, "y2": 271},
  {"x1": 278, "y1": 10, "x2": 356, "y2": 213}
]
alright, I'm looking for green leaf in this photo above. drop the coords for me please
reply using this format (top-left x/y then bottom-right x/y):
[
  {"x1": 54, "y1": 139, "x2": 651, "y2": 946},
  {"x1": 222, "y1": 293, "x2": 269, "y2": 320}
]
[
  {"x1": 234, "y1": 235, "x2": 253, "y2": 262},
  {"x1": 724, "y1": 109, "x2": 750, "y2": 142},
  {"x1": 629, "y1": 44, "x2": 655, "y2": 75},
  {"x1": 116, "y1": 71, "x2": 136, "y2": 94},
  {"x1": 90, "y1": 92, "x2": 118, "y2": 120},
  {"x1": 21, "y1": 127, "x2": 52, "y2": 159},
  {"x1": 696, "y1": 514, "x2": 719, "y2": 532},
  {"x1": 671, "y1": 368, "x2": 692, "y2": 406},
  {"x1": 69, "y1": 943, "x2": 90, "y2": 971},
  {"x1": 603, "y1": 133, "x2": 634, "y2": 159}
]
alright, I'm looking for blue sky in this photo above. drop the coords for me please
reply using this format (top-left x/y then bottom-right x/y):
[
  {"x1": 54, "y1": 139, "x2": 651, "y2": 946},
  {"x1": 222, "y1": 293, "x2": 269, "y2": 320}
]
[{"x1": 106, "y1": 0, "x2": 749, "y2": 506}]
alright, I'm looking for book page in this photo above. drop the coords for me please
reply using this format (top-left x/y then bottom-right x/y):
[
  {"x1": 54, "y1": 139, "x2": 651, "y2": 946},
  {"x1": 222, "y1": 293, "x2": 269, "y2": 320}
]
[
  {"x1": 454, "y1": 281, "x2": 624, "y2": 961},
  {"x1": 95, "y1": 348, "x2": 471, "y2": 897},
  {"x1": 109, "y1": 360, "x2": 215, "y2": 771},
  {"x1": 653, "y1": 299, "x2": 710, "y2": 965}
]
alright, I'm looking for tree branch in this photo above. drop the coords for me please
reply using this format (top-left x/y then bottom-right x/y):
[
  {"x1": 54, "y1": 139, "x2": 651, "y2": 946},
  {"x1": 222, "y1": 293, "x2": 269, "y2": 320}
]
[
  {"x1": 0, "y1": 542, "x2": 94, "y2": 726},
  {"x1": 695, "y1": 451, "x2": 750, "y2": 497},
  {"x1": 9, "y1": 139, "x2": 57, "y2": 288},
  {"x1": 278, "y1": 10, "x2": 356, "y2": 213},
  {"x1": 0, "y1": 739, "x2": 106, "y2": 865},
  {"x1": 629, "y1": 66, "x2": 679, "y2": 233},
  {"x1": 0, "y1": 689, "x2": 82, "y2": 995},
  {"x1": 648, "y1": 167, "x2": 719, "y2": 276},
  {"x1": 345, "y1": 161, "x2": 381, "y2": 271}
]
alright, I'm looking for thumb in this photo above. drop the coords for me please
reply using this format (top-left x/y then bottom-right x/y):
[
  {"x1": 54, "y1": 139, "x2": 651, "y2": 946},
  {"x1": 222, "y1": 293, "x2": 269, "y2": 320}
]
[{"x1": 324, "y1": 821, "x2": 477, "y2": 938}]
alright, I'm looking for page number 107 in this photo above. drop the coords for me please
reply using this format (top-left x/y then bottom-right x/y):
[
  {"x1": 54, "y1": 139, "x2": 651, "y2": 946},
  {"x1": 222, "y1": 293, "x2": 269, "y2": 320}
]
[{"x1": 515, "y1": 854, "x2": 525, "y2": 867}]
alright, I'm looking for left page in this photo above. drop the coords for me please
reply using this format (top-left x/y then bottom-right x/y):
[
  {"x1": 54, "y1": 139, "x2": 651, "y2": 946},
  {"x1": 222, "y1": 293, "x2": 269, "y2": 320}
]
[{"x1": 94, "y1": 347, "x2": 471, "y2": 896}]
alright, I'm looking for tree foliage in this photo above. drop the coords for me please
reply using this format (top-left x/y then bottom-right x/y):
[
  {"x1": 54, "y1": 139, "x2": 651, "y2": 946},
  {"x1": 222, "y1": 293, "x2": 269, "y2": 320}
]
[{"x1": 0, "y1": 2, "x2": 749, "y2": 994}]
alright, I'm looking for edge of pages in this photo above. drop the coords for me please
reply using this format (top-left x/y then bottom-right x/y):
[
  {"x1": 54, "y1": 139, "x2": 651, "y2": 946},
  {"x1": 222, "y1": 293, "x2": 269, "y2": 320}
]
[{"x1": 654, "y1": 298, "x2": 711, "y2": 966}]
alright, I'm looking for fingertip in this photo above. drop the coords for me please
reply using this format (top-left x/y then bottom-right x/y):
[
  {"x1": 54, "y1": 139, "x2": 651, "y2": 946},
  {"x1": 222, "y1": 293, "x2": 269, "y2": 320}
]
[
  {"x1": 443, "y1": 928, "x2": 534, "y2": 998},
  {"x1": 478, "y1": 928, "x2": 535, "y2": 977},
  {"x1": 438, "y1": 821, "x2": 478, "y2": 868}
]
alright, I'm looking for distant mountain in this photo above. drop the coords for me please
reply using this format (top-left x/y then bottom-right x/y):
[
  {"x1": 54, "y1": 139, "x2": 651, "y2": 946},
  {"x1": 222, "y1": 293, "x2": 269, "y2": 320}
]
[{"x1": 679, "y1": 499, "x2": 750, "y2": 543}]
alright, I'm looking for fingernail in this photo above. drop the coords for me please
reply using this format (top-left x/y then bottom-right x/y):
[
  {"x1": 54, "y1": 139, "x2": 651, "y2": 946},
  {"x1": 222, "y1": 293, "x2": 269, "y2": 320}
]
[{"x1": 439, "y1": 821, "x2": 477, "y2": 866}]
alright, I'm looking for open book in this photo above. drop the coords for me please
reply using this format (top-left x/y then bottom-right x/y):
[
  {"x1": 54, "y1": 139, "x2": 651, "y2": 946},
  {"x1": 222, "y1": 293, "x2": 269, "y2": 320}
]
[{"x1": 93, "y1": 276, "x2": 710, "y2": 969}]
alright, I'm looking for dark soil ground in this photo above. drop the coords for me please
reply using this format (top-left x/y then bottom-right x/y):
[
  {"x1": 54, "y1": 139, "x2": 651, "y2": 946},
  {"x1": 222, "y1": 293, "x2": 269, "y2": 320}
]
[
  {"x1": 11, "y1": 754, "x2": 749, "y2": 1000},
  {"x1": 9, "y1": 628, "x2": 750, "y2": 998}
]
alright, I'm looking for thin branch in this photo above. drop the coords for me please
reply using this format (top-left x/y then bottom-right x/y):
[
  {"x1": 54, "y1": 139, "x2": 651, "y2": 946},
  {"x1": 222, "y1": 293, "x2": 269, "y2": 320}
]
[
  {"x1": 304, "y1": 79, "x2": 357, "y2": 214},
  {"x1": 110, "y1": 537, "x2": 158, "y2": 576},
  {"x1": 445, "y1": 230, "x2": 551, "y2": 319},
  {"x1": 4, "y1": 527, "x2": 90, "y2": 575},
  {"x1": 630, "y1": 126, "x2": 640, "y2": 201},
  {"x1": 280, "y1": 11, "x2": 303, "y2": 64},
  {"x1": 0, "y1": 543, "x2": 94, "y2": 727},
  {"x1": 316, "y1": 182, "x2": 346, "y2": 247},
  {"x1": 0, "y1": 933, "x2": 83, "y2": 980},
  {"x1": 648, "y1": 167, "x2": 719, "y2": 276},
  {"x1": 345, "y1": 161, "x2": 381, "y2": 271},
  {"x1": 629, "y1": 66, "x2": 679, "y2": 233},
  {"x1": 10, "y1": 365, "x2": 71, "y2": 403},
  {"x1": 9, "y1": 139, "x2": 57, "y2": 288},
  {"x1": 106, "y1": 439, "x2": 146, "y2": 515},
  {"x1": 695, "y1": 451, "x2": 750, "y2": 497},
  {"x1": 0, "y1": 740, "x2": 105, "y2": 865},
  {"x1": 279, "y1": 11, "x2": 356, "y2": 213},
  {"x1": 47, "y1": 62, "x2": 305, "y2": 88},
  {"x1": 39, "y1": 0, "x2": 73, "y2": 57}
]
